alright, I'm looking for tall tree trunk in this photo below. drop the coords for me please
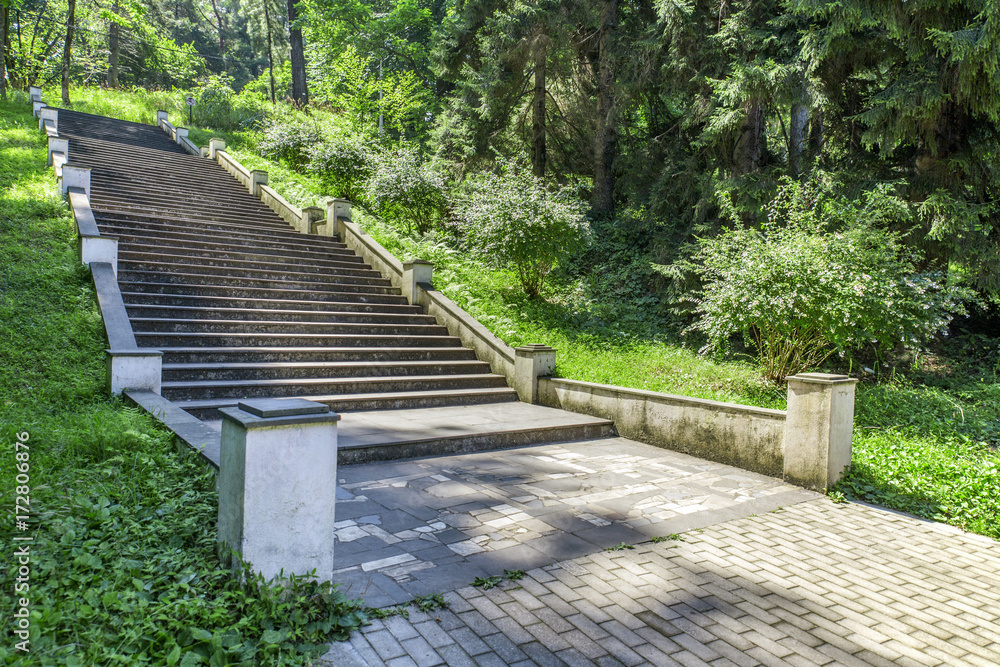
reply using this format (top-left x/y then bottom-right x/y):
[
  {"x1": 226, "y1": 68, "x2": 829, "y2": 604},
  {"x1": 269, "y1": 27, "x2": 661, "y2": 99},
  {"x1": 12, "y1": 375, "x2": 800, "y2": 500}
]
[
  {"x1": 0, "y1": 6, "x2": 8, "y2": 101},
  {"x1": 531, "y1": 32, "x2": 547, "y2": 178},
  {"x1": 592, "y1": 0, "x2": 618, "y2": 218},
  {"x1": 107, "y1": 1, "x2": 120, "y2": 88},
  {"x1": 264, "y1": 0, "x2": 276, "y2": 103},
  {"x1": 62, "y1": 0, "x2": 76, "y2": 105},
  {"x1": 209, "y1": 0, "x2": 225, "y2": 52},
  {"x1": 732, "y1": 99, "x2": 765, "y2": 176},
  {"x1": 808, "y1": 107, "x2": 824, "y2": 162},
  {"x1": 789, "y1": 102, "x2": 809, "y2": 176},
  {"x1": 287, "y1": 0, "x2": 308, "y2": 105}
]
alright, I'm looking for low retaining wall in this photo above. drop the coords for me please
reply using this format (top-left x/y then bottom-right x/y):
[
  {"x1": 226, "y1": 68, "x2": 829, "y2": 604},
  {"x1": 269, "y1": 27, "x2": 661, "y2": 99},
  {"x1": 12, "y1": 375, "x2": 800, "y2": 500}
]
[{"x1": 538, "y1": 378, "x2": 786, "y2": 477}]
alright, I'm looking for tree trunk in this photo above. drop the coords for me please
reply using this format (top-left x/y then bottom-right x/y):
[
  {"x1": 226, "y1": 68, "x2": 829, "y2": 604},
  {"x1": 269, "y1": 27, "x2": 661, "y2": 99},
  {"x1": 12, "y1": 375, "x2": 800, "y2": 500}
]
[
  {"x1": 209, "y1": 0, "x2": 225, "y2": 52},
  {"x1": 264, "y1": 0, "x2": 276, "y2": 103},
  {"x1": 592, "y1": 0, "x2": 618, "y2": 218},
  {"x1": 531, "y1": 32, "x2": 547, "y2": 178},
  {"x1": 288, "y1": 0, "x2": 308, "y2": 105},
  {"x1": 808, "y1": 107, "x2": 824, "y2": 161},
  {"x1": 0, "y1": 5, "x2": 8, "y2": 101},
  {"x1": 62, "y1": 0, "x2": 76, "y2": 105},
  {"x1": 789, "y1": 102, "x2": 809, "y2": 176},
  {"x1": 732, "y1": 99, "x2": 765, "y2": 176},
  {"x1": 107, "y1": 1, "x2": 120, "y2": 88}
]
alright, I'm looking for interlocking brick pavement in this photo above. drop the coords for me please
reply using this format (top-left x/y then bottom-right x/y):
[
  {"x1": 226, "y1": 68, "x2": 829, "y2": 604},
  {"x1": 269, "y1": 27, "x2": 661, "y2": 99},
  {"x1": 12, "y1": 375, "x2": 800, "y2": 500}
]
[{"x1": 318, "y1": 498, "x2": 1000, "y2": 666}]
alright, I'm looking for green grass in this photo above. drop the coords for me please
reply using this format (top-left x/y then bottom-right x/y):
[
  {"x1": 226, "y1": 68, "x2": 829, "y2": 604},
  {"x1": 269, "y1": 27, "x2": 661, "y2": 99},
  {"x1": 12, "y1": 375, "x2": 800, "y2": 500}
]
[{"x1": 0, "y1": 97, "x2": 368, "y2": 665}]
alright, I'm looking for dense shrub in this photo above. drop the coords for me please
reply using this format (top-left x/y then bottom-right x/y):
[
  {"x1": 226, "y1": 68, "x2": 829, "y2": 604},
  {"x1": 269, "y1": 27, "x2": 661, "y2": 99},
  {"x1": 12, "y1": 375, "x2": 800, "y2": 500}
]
[
  {"x1": 365, "y1": 149, "x2": 446, "y2": 235},
  {"x1": 307, "y1": 132, "x2": 373, "y2": 205},
  {"x1": 192, "y1": 75, "x2": 271, "y2": 131},
  {"x1": 690, "y1": 179, "x2": 973, "y2": 381},
  {"x1": 258, "y1": 113, "x2": 324, "y2": 171},
  {"x1": 457, "y1": 163, "x2": 589, "y2": 297}
]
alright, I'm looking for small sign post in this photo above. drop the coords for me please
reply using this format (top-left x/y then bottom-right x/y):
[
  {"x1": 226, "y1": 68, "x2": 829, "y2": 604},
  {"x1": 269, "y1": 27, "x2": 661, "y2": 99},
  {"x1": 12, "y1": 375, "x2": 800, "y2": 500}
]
[{"x1": 185, "y1": 96, "x2": 195, "y2": 126}]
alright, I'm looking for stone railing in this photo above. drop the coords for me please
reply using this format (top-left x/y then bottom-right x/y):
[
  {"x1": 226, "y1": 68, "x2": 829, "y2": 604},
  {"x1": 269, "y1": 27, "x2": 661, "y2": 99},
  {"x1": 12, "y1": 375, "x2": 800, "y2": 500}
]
[{"x1": 29, "y1": 96, "x2": 162, "y2": 396}]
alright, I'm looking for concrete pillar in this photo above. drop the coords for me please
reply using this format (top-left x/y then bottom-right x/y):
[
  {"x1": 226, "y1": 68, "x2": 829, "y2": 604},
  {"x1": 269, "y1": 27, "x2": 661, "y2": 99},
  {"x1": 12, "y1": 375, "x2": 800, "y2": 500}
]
[
  {"x1": 106, "y1": 349, "x2": 163, "y2": 395},
  {"x1": 783, "y1": 373, "x2": 858, "y2": 491},
  {"x1": 301, "y1": 206, "x2": 325, "y2": 234},
  {"x1": 60, "y1": 165, "x2": 91, "y2": 197},
  {"x1": 52, "y1": 152, "x2": 67, "y2": 178},
  {"x1": 514, "y1": 345, "x2": 557, "y2": 404},
  {"x1": 38, "y1": 107, "x2": 58, "y2": 132},
  {"x1": 156, "y1": 110, "x2": 169, "y2": 125},
  {"x1": 32, "y1": 100, "x2": 45, "y2": 117},
  {"x1": 175, "y1": 127, "x2": 189, "y2": 144},
  {"x1": 402, "y1": 259, "x2": 433, "y2": 305},
  {"x1": 250, "y1": 170, "x2": 268, "y2": 197},
  {"x1": 29, "y1": 86, "x2": 42, "y2": 102},
  {"x1": 217, "y1": 398, "x2": 340, "y2": 583},
  {"x1": 82, "y1": 236, "x2": 119, "y2": 275},
  {"x1": 326, "y1": 199, "x2": 353, "y2": 239},
  {"x1": 48, "y1": 137, "x2": 68, "y2": 166},
  {"x1": 209, "y1": 138, "x2": 226, "y2": 160}
]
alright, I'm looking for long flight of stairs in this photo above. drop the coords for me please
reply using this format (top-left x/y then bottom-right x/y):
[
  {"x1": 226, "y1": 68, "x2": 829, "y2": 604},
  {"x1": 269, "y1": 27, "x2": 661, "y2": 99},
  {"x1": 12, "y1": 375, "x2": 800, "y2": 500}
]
[{"x1": 56, "y1": 109, "x2": 520, "y2": 419}]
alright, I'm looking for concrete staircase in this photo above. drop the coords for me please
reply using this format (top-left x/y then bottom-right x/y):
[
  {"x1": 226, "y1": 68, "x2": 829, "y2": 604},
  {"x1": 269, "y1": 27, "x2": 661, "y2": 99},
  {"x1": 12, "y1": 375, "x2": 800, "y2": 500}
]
[{"x1": 56, "y1": 109, "x2": 615, "y2": 459}]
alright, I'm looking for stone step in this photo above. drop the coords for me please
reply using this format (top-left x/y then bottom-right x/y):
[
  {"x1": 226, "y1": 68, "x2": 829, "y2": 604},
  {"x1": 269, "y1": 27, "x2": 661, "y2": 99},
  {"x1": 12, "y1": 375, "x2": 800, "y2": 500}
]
[
  {"x1": 120, "y1": 292, "x2": 419, "y2": 314},
  {"x1": 117, "y1": 243, "x2": 365, "y2": 268},
  {"x1": 117, "y1": 280, "x2": 409, "y2": 304},
  {"x1": 91, "y1": 186, "x2": 277, "y2": 220},
  {"x1": 119, "y1": 257, "x2": 385, "y2": 283},
  {"x1": 90, "y1": 195, "x2": 288, "y2": 229},
  {"x1": 161, "y1": 359, "x2": 492, "y2": 382},
  {"x1": 173, "y1": 387, "x2": 519, "y2": 419},
  {"x1": 135, "y1": 331, "x2": 461, "y2": 348},
  {"x1": 157, "y1": 346, "x2": 479, "y2": 364},
  {"x1": 117, "y1": 270, "x2": 397, "y2": 294},
  {"x1": 160, "y1": 373, "x2": 509, "y2": 401},
  {"x1": 125, "y1": 303, "x2": 433, "y2": 325},
  {"x1": 94, "y1": 213, "x2": 332, "y2": 247},
  {"x1": 96, "y1": 223, "x2": 351, "y2": 257},
  {"x1": 130, "y1": 317, "x2": 449, "y2": 337}
]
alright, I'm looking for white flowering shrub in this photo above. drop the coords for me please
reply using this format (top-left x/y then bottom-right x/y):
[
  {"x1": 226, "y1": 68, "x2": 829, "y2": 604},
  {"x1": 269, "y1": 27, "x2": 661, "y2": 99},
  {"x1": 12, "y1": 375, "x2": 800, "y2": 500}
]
[
  {"x1": 365, "y1": 149, "x2": 446, "y2": 235},
  {"x1": 458, "y1": 165, "x2": 589, "y2": 297},
  {"x1": 691, "y1": 180, "x2": 972, "y2": 381}
]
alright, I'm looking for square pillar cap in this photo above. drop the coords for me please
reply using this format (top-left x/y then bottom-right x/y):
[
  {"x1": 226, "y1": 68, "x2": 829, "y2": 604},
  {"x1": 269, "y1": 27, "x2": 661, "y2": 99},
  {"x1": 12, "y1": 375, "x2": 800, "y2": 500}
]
[
  {"x1": 786, "y1": 373, "x2": 858, "y2": 385},
  {"x1": 106, "y1": 348, "x2": 164, "y2": 357},
  {"x1": 403, "y1": 259, "x2": 433, "y2": 267},
  {"x1": 240, "y1": 398, "x2": 329, "y2": 418},
  {"x1": 220, "y1": 398, "x2": 342, "y2": 429},
  {"x1": 516, "y1": 344, "x2": 557, "y2": 356}
]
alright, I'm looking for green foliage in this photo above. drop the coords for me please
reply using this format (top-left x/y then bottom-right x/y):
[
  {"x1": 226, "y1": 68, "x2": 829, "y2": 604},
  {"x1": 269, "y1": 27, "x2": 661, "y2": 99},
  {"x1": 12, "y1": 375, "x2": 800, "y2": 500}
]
[
  {"x1": 502, "y1": 569, "x2": 525, "y2": 581},
  {"x1": 690, "y1": 178, "x2": 973, "y2": 382},
  {"x1": 365, "y1": 148, "x2": 446, "y2": 235},
  {"x1": 457, "y1": 162, "x2": 589, "y2": 297},
  {"x1": 0, "y1": 98, "x2": 368, "y2": 667},
  {"x1": 411, "y1": 594, "x2": 448, "y2": 612},
  {"x1": 307, "y1": 130, "x2": 373, "y2": 204},
  {"x1": 605, "y1": 542, "x2": 635, "y2": 552},
  {"x1": 193, "y1": 76, "x2": 272, "y2": 132},
  {"x1": 257, "y1": 112, "x2": 324, "y2": 171},
  {"x1": 471, "y1": 575, "x2": 503, "y2": 590}
]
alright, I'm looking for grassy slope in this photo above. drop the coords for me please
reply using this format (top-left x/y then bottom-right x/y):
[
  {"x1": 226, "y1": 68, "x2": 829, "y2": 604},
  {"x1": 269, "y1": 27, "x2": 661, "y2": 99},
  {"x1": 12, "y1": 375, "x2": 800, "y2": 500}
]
[
  {"x1": 22, "y1": 89, "x2": 1000, "y2": 542},
  {"x1": 0, "y1": 96, "x2": 364, "y2": 666}
]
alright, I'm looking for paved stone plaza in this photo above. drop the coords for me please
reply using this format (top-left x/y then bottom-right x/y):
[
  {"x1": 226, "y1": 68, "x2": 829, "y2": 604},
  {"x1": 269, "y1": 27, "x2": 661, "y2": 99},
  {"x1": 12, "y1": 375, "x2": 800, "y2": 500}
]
[{"x1": 320, "y1": 439, "x2": 1000, "y2": 666}]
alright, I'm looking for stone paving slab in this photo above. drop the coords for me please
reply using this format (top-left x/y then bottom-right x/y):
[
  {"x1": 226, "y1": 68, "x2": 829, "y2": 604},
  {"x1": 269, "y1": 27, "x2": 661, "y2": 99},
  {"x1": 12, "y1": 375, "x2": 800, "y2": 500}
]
[
  {"x1": 330, "y1": 437, "x2": 815, "y2": 607},
  {"x1": 319, "y1": 498, "x2": 1000, "y2": 666}
]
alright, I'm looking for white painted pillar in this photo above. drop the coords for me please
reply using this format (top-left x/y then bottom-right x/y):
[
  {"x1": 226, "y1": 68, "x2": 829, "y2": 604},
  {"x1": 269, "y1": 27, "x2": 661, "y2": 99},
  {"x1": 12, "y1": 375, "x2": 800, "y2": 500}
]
[
  {"x1": 175, "y1": 127, "x2": 189, "y2": 144},
  {"x1": 106, "y1": 350, "x2": 163, "y2": 395},
  {"x1": 326, "y1": 198, "x2": 353, "y2": 239},
  {"x1": 60, "y1": 165, "x2": 91, "y2": 196},
  {"x1": 250, "y1": 170, "x2": 268, "y2": 197},
  {"x1": 32, "y1": 100, "x2": 45, "y2": 117},
  {"x1": 217, "y1": 398, "x2": 340, "y2": 583},
  {"x1": 29, "y1": 86, "x2": 42, "y2": 102},
  {"x1": 209, "y1": 138, "x2": 226, "y2": 160},
  {"x1": 48, "y1": 137, "x2": 68, "y2": 166},
  {"x1": 514, "y1": 345, "x2": 557, "y2": 404},
  {"x1": 156, "y1": 110, "x2": 169, "y2": 126},
  {"x1": 402, "y1": 259, "x2": 433, "y2": 306},
  {"x1": 783, "y1": 373, "x2": 858, "y2": 491},
  {"x1": 38, "y1": 107, "x2": 58, "y2": 132}
]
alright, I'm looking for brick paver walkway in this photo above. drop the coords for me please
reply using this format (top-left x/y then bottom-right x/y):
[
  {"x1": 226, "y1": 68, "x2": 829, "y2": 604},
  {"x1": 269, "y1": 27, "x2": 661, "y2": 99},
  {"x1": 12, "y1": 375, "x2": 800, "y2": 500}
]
[{"x1": 320, "y1": 498, "x2": 1000, "y2": 666}]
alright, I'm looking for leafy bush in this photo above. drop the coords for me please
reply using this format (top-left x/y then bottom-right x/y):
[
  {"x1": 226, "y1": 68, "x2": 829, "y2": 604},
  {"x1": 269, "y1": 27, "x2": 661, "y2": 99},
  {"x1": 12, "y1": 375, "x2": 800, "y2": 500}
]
[
  {"x1": 690, "y1": 179, "x2": 973, "y2": 382},
  {"x1": 307, "y1": 131, "x2": 373, "y2": 205},
  {"x1": 258, "y1": 113, "x2": 324, "y2": 171},
  {"x1": 365, "y1": 148, "x2": 446, "y2": 235},
  {"x1": 457, "y1": 163, "x2": 589, "y2": 297},
  {"x1": 192, "y1": 76, "x2": 271, "y2": 132}
]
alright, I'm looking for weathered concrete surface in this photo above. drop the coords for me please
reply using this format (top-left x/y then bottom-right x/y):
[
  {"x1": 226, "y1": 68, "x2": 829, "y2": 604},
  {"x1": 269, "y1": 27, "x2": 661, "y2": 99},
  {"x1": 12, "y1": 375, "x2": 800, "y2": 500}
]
[
  {"x1": 539, "y1": 377, "x2": 786, "y2": 477},
  {"x1": 784, "y1": 373, "x2": 858, "y2": 491},
  {"x1": 217, "y1": 399, "x2": 341, "y2": 582},
  {"x1": 514, "y1": 344, "x2": 556, "y2": 404}
]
